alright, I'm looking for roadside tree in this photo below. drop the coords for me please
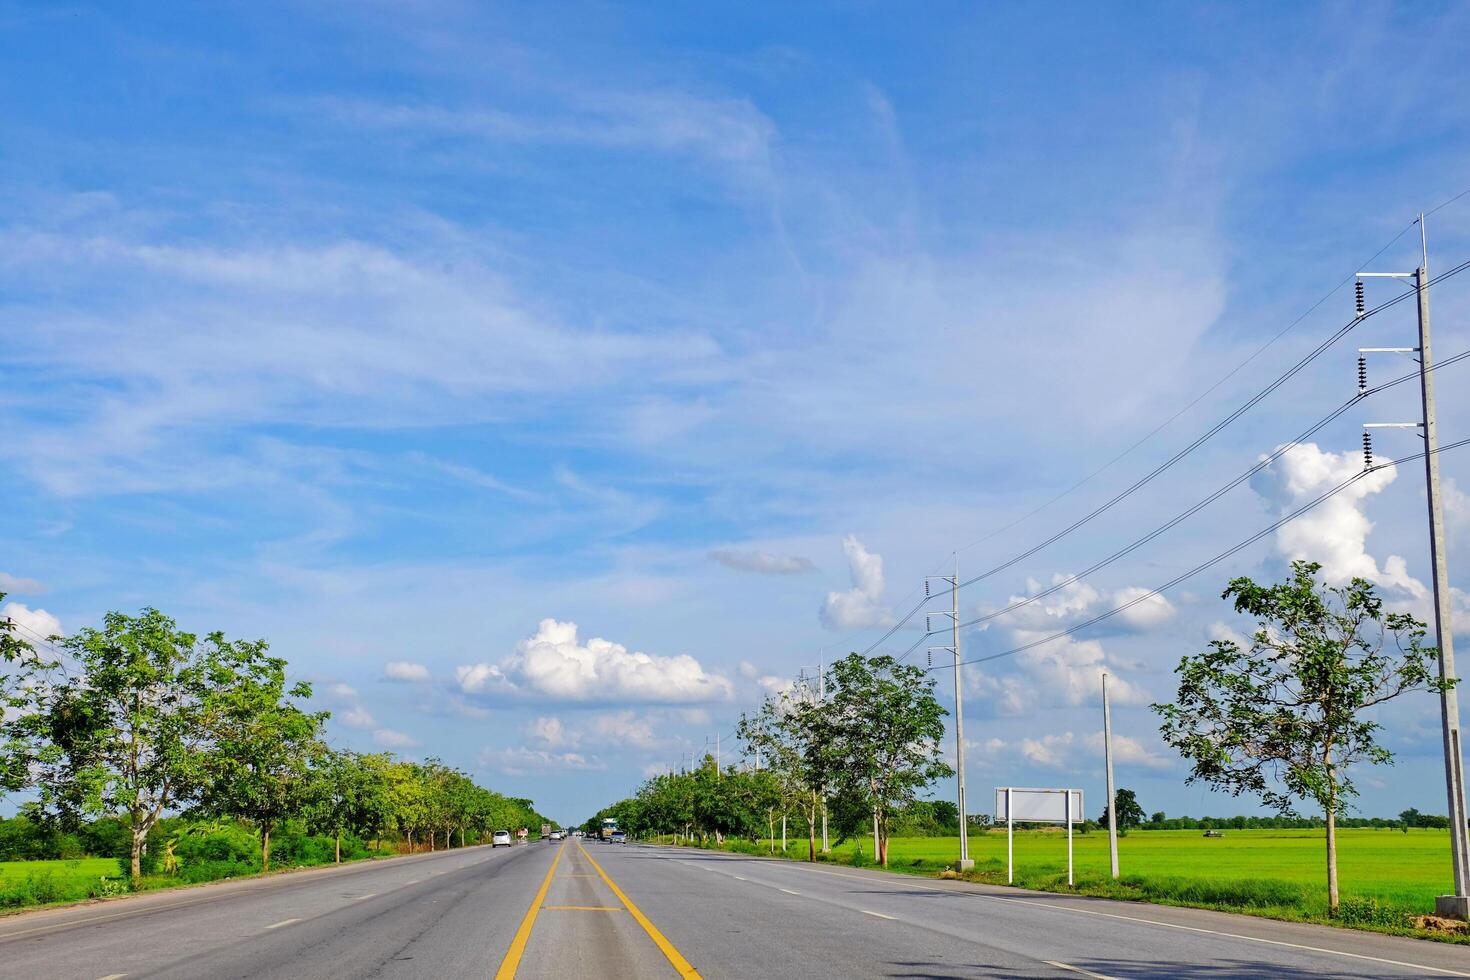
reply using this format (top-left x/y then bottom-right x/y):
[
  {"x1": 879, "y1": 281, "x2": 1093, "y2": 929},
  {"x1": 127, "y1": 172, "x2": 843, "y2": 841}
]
[
  {"x1": 199, "y1": 636, "x2": 328, "y2": 872},
  {"x1": 8, "y1": 608, "x2": 212, "y2": 882},
  {"x1": 1153, "y1": 561, "x2": 1447, "y2": 914},
  {"x1": 1100, "y1": 788, "x2": 1146, "y2": 831},
  {"x1": 818, "y1": 653, "x2": 952, "y2": 867}
]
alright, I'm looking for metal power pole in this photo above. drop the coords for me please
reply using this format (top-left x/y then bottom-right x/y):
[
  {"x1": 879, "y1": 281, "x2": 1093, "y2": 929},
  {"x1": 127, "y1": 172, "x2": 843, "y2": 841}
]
[
  {"x1": 1415, "y1": 222, "x2": 1470, "y2": 917},
  {"x1": 1360, "y1": 216, "x2": 1469, "y2": 918},
  {"x1": 1103, "y1": 672, "x2": 1119, "y2": 879},
  {"x1": 929, "y1": 561, "x2": 972, "y2": 870}
]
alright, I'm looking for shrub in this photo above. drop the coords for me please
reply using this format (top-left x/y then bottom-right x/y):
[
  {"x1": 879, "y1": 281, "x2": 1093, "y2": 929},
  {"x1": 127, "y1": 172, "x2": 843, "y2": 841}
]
[{"x1": 1337, "y1": 896, "x2": 1411, "y2": 928}]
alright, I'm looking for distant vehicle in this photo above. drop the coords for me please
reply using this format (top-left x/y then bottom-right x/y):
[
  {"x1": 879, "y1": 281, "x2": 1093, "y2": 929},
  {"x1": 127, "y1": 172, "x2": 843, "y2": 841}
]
[
  {"x1": 1203, "y1": 830, "x2": 1225, "y2": 838},
  {"x1": 599, "y1": 817, "x2": 618, "y2": 842},
  {"x1": 572, "y1": 830, "x2": 584, "y2": 839},
  {"x1": 516, "y1": 827, "x2": 529, "y2": 842},
  {"x1": 610, "y1": 831, "x2": 627, "y2": 844},
  {"x1": 549, "y1": 830, "x2": 563, "y2": 840},
  {"x1": 540, "y1": 823, "x2": 552, "y2": 839},
  {"x1": 491, "y1": 830, "x2": 512, "y2": 848}
]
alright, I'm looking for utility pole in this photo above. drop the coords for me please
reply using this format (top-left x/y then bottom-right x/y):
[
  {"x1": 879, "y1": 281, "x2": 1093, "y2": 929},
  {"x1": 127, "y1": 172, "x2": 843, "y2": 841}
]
[
  {"x1": 929, "y1": 560, "x2": 972, "y2": 870},
  {"x1": 1103, "y1": 672, "x2": 1119, "y2": 879},
  {"x1": 1359, "y1": 215, "x2": 1469, "y2": 918},
  {"x1": 800, "y1": 658, "x2": 832, "y2": 853}
]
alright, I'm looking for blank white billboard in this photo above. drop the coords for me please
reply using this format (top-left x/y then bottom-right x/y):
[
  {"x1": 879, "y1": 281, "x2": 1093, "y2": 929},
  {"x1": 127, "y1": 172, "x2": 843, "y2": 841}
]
[{"x1": 994, "y1": 787, "x2": 1083, "y2": 824}]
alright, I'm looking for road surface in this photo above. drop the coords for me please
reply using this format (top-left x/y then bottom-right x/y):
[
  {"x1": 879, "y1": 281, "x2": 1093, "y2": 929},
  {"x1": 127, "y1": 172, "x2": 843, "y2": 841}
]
[{"x1": 1, "y1": 840, "x2": 1468, "y2": 978}]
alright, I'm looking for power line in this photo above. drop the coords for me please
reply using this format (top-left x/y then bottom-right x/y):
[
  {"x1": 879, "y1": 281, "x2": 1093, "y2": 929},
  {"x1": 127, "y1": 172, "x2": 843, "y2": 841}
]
[
  {"x1": 926, "y1": 434, "x2": 1470, "y2": 675},
  {"x1": 951, "y1": 348, "x2": 1470, "y2": 633},
  {"x1": 952, "y1": 257, "x2": 1470, "y2": 597}
]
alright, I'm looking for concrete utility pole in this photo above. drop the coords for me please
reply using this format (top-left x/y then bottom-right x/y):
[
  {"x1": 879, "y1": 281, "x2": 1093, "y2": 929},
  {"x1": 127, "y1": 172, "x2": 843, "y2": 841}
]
[
  {"x1": 820, "y1": 653, "x2": 830, "y2": 853},
  {"x1": 1103, "y1": 672, "x2": 1119, "y2": 879},
  {"x1": 929, "y1": 562, "x2": 972, "y2": 869},
  {"x1": 1360, "y1": 216, "x2": 1469, "y2": 918},
  {"x1": 1415, "y1": 223, "x2": 1470, "y2": 918}
]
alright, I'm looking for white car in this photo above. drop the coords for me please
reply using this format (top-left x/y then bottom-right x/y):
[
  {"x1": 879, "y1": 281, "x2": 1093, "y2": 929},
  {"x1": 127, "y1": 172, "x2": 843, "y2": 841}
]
[
  {"x1": 491, "y1": 830, "x2": 512, "y2": 848},
  {"x1": 549, "y1": 830, "x2": 563, "y2": 840}
]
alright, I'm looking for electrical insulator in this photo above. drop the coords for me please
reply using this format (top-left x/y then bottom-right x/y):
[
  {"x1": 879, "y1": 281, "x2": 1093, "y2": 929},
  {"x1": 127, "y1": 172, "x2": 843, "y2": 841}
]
[
  {"x1": 927, "y1": 650, "x2": 932, "y2": 668},
  {"x1": 1363, "y1": 431, "x2": 1373, "y2": 471},
  {"x1": 1357, "y1": 355, "x2": 1368, "y2": 394},
  {"x1": 924, "y1": 581, "x2": 930, "y2": 598},
  {"x1": 1355, "y1": 279, "x2": 1366, "y2": 317}
]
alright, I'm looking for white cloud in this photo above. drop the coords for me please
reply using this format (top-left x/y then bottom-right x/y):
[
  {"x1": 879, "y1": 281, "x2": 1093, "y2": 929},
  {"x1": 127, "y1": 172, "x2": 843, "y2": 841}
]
[
  {"x1": 757, "y1": 675, "x2": 795, "y2": 697},
  {"x1": 1021, "y1": 732, "x2": 1075, "y2": 768},
  {"x1": 710, "y1": 548, "x2": 815, "y2": 575},
  {"x1": 1, "y1": 602, "x2": 62, "y2": 642},
  {"x1": 524, "y1": 715, "x2": 578, "y2": 750},
  {"x1": 385, "y1": 660, "x2": 431, "y2": 682},
  {"x1": 340, "y1": 705, "x2": 377, "y2": 729},
  {"x1": 982, "y1": 576, "x2": 1149, "y2": 708},
  {"x1": 455, "y1": 618, "x2": 733, "y2": 703},
  {"x1": 479, "y1": 745, "x2": 602, "y2": 776},
  {"x1": 820, "y1": 535, "x2": 892, "y2": 630},
  {"x1": 1206, "y1": 620, "x2": 1247, "y2": 648},
  {"x1": 1252, "y1": 442, "x2": 1417, "y2": 590},
  {"x1": 1082, "y1": 731, "x2": 1173, "y2": 770},
  {"x1": 737, "y1": 660, "x2": 759, "y2": 679},
  {"x1": 1112, "y1": 587, "x2": 1176, "y2": 629},
  {"x1": 373, "y1": 728, "x2": 420, "y2": 749},
  {"x1": 0, "y1": 573, "x2": 43, "y2": 594},
  {"x1": 586, "y1": 710, "x2": 661, "y2": 750}
]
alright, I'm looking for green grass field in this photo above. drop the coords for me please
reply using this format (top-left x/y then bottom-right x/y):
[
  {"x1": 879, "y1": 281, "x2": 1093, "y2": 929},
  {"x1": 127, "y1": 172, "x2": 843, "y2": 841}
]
[
  {"x1": 819, "y1": 828, "x2": 1452, "y2": 908},
  {"x1": 0, "y1": 857, "x2": 122, "y2": 907}
]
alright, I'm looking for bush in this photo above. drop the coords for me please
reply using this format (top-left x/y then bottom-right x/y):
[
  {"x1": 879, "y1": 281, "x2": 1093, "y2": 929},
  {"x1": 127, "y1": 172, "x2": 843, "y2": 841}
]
[
  {"x1": 1337, "y1": 896, "x2": 1411, "y2": 928},
  {"x1": 0, "y1": 870, "x2": 80, "y2": 908}
]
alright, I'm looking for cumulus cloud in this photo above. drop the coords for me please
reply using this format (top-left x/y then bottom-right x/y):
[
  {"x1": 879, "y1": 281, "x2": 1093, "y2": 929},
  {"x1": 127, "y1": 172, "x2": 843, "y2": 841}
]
[
  {"x1": 586, "y1": 710, "x2": 661, "y2": 750},
  {"x1": 1251, "y1": 442, "x2": 1418, "y2": 590},
  {"x1": 1082, "y1": 731, "x2": 1173, "y2": 770},
  {"x1": 1206, "y1": 620, "x2": 1248, "y2": 648},
  {"x1": 1, "y1": 602, "x2": 62, "y2": 642},
  {"x1": 820, "y1": 535, "x2": 892, "y2": 630},
  {"x1": 373, "y1": 728, "x2": 420, "y2": 749},
  {"x1": 385, "y1": 660, "x2": 431, "y2": 682},
  {"x1": 0, "y1": 573, "x2": 43, "y2": 594},
  {"x1": 455, "y1": 618, "x2": 733, "y2": 703},
  {"x1": 1112, "y1": 587, "x2": 1176, "y2": 629},
  {"x1": 479, "y1": 745, "x2": 602, "y2": 776},
  {"x1": 710, "y1": 548, "x2": 815, "y2": 575},
  {"x1": 524, "y1": 715, "x2": 578, "y2": 749},
  {"x1": 1021, "y1": 732, "x2": 1075, "y2": 768},
  {"x1": 981, "y1": 576, "x2": 1149, "y2": 708}
]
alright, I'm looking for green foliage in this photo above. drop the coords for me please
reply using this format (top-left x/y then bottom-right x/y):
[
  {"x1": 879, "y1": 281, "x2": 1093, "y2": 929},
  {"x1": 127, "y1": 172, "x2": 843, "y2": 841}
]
[
  {"x1": 1153, "y1": 562, "x2": 1446, "y2": 912},
  {"x1": 1100, "y1": 788, "x2": 1146, "y2": 830}
]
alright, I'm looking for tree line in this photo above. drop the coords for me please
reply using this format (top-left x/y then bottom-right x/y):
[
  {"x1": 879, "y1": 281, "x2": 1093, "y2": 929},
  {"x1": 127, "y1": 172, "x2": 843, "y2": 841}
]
[
  {"x1": 589, "y1": 652, "x2": 953, "y2": 866},
  {"x1": 0, "y1": 603, "x2": 545, "y2": 884}
]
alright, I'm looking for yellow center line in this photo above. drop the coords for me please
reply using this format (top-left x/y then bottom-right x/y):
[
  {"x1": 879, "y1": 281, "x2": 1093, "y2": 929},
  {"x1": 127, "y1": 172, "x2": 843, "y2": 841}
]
[
  {"x1": 494, "y1": 840, "x2": 566, "y2": 980},
  {"x1": 577, "y1": 842, "x2": 701, "y2": 979}
]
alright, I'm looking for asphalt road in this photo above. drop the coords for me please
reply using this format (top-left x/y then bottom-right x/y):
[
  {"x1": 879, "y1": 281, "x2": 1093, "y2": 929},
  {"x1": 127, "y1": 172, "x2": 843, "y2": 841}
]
[{"x1": 2, "y1": 840, "x2": 1469, "y2": 979}]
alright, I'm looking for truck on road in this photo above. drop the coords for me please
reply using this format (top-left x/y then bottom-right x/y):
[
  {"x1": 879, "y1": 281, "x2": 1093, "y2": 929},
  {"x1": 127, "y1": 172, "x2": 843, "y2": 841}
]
[{"x1": 599, "y1": 817, "x2": 618, "y2": 842}]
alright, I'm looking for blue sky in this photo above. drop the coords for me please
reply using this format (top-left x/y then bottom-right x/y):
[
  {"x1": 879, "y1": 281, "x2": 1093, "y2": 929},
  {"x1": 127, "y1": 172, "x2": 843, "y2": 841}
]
[{"x1": 4, "y1": 0, "x2": 1470, "y2": 825}]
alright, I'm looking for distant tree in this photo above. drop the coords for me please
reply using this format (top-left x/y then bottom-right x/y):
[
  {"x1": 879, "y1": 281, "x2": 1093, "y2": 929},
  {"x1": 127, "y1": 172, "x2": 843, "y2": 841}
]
[
  {"x1": 1149, "y1": 811, "x2": 1166, "y2": 827},
  {"x1": 1153, "y1": 561, "x2": 1448, "y2": 915},
  {"x1": 738, "y1": 685, "x2": 831, "y2": 860},
  {"x1": 1100, "y1": 788, "x2": 1146, "y2": 831},
  {"x1": 0, "y1": 597, "x2": 53, "y2": 793},
  {"x1": 199, "y1": 636, "x2": 327, "y2": 872},
  {"x1": 7, "y1": 609, "x2": 212, "y2": 883},
  {"x1": 818, "y1": 653, "x2": 952, "y2": 867},
  {"x1": 305, "y1": 751, "x2": 389, "y2": 862},
  {"x1": 1399, "y1": 807, "x2": 1422, "y2": 833}
]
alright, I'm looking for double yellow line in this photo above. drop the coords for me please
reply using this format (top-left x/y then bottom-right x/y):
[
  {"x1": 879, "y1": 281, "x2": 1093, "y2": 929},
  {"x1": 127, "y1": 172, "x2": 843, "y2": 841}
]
[{"x1": 494, "y1": 840, "x2": 700, "y2": 979}]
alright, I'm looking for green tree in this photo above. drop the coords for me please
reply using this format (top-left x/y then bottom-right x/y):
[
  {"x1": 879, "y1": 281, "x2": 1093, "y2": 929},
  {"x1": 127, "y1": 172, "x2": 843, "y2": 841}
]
[
  {"x1": 199, "y1": 636, "x2": 327, "y2": 872},
  {"x1": 1153, "y1": 561, "x2": 1447, "y2": 914},
  {"x1": 0, "y1": 597, "x2": 53, "y2": 793},
  {"x1": 1100, "y1": 788, "x2": 1146, "y2": 831},
  {"x1": 738, "y1": 685, "x2": 831, "y2": 860},
  {"x1": 8, "y1": 609, "x2": 212, "y2": 883},
  {"x1": 818, "y1": 653, "x2": 952, "y2": 867},
  {"x1": 305, "y1": 750, "x2": 389, "y2": 863}
]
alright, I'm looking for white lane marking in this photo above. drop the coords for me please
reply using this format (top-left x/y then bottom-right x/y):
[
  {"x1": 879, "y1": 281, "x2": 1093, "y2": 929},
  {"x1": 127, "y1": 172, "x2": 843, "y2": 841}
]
[
  {"x1": 660, "y1": 849, "x2": 1470, "y2": 979},
  {"x1": 861, "y1": 909, "x2": 898, "y2": 920},
  {"x1": 1045, "y1": 962, "x2": 1121, "y2": 980},
  {"x1": 355, "y1": 893, "x2": 377, "y2": 900},
  {"x1": 96, "y1": 974, "x2": 128, "y2": 980},
  {"x1": 733, "y1": 875, "x2": 748, "y2": 881},
  {"x1": 264, "y1": 918, "x2": 301, "y2": 930},
  {"x1": 779, "y1": 888, "x2": 800, "y2": 895}
]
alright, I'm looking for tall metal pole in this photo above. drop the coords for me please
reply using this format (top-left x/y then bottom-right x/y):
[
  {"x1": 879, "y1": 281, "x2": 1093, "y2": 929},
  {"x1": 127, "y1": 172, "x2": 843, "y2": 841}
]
[
  {"x1": 1417, "y1": 216, "x2": 1470, "y2": 918},
  {"x1": 952, "y1": 559, "x2": 972, "y2": 869},
  {"x1": 1103, "y1": 672, "x2": 1119, "y2": 879},
  {"x1": 820, "y1": 653, "x2": 830, "y2": 853}
]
